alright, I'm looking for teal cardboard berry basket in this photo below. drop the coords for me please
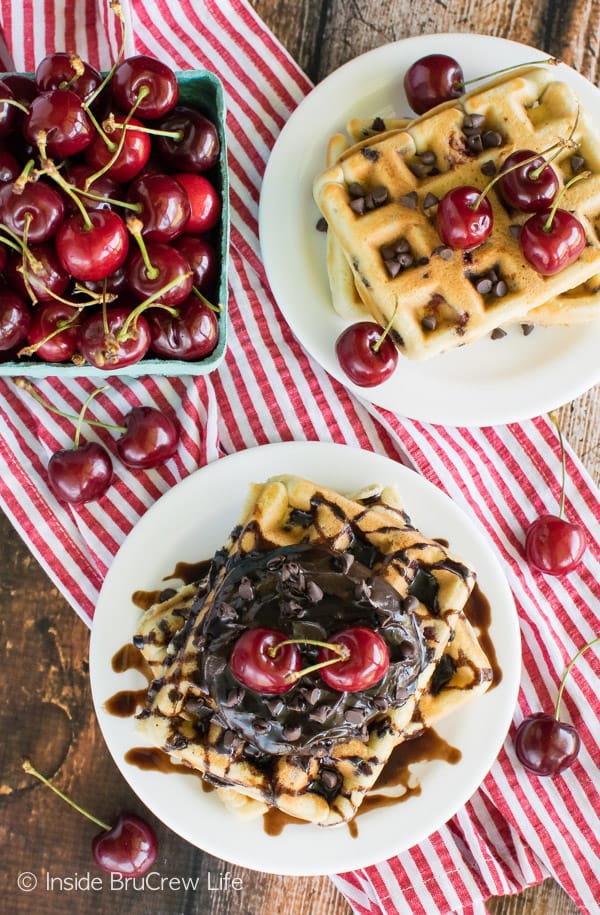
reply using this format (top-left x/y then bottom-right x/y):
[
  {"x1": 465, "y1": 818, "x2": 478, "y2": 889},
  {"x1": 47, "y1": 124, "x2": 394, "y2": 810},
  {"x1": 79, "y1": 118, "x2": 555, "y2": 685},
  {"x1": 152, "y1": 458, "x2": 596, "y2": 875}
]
[{"x1": 0, "y1": 68, "x2": 229, "y2": 378}]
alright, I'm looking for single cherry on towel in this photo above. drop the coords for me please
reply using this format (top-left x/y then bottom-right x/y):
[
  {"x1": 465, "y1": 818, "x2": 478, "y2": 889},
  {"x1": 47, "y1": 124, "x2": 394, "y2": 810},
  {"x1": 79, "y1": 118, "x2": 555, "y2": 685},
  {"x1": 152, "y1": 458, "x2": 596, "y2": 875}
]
[
  {"x1": 336, "y1": 320, "x2": 398, "y2": 387},
  {"x1": 514, "y1": 635, "x2": 598, "y2": 776},
  {"x1": 23, "y1": 760, "x2": 158, "y2": 876}
]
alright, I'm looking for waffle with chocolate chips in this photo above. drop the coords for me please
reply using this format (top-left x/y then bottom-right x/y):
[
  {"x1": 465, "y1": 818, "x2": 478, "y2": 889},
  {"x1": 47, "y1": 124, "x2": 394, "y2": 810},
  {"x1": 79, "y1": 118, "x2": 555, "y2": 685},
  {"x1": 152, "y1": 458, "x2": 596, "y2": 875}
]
[
  {"x1": 132, "y1": 475, "x2": 493, "y2": 827},
  {"x1": 314, "y1": 65, "x2": 600, "y2": 359}
]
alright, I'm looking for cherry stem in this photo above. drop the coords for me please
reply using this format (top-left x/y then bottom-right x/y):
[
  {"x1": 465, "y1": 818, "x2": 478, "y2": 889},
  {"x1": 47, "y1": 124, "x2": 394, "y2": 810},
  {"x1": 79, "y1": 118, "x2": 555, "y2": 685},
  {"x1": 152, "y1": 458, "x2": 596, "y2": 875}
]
[
  {"x1": 86, "y1": 105, "x2": 117, "y2": 151},
  {"x1": 117, "y1": 276, "x2": 187, "y2": 341},
  {"x1": 0, "y1": 96, "x2": 30, "y2": 115},
  {"x1": 372, "y1": 301, "x2": 398, "y2": 353},
  {"x1": 474, "y1": 140, "x2": 566, "y2": 211},
  {"x1": 22, "y1": 760, "x2": 111, "y2": 831},
  {"x1": 75, "y1": 184, "x2": 141, "y2": 213},
  {"x1": 83, "y1": 0, "x2": 127, "y2": 111},
  {"x1": 542, "y1": 170, "x2": 591, "y2": 233},
  {"x1": 529, "y1": 107, "x2": 580, "y2": 180},
  {"x1": 268, "y1": 636, "x2": 350, "y2": 685},
  {"x1": 13, "y1": 158, "x2": 37, "y2": 194},
  {"x1": 127, "y1": 216, "x2": 158, "y2": 279},
  {"x1": 59, "y1": 53, "x2": 85, "y2": 90},
  {"x1": 553, "y1": 636, "x2": 600, "y2": 721},
  {"x1": 39, "y1": 153, "x2": 94, "y2": 231},
  {"x1": 74, "y1": 386, "x2": 108, "y2": 448},
  {"x1": 453, "y1": 56, "x2": 557, "y2": 91},
  {"x1": 15, "y1": 378, "x2": 127, "y2": 432},
  {"x1": 84, "y1": 85, "x2": 150, "y2": 190},
  {"x1": 549, "y1": 411, "x2": 566, "y2": 519},
  {"x1": 103, "y1": 114, "x2": 183, "y2": 142},
  {"x1": 191, "y1": 285, "x2": 222, "y2": 313}
]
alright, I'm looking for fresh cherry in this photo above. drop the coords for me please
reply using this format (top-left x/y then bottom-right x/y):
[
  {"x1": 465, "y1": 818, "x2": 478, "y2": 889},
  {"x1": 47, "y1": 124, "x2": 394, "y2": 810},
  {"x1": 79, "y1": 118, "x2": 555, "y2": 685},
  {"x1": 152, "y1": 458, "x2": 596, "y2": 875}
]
[
  {"x1": 229, "y1": 627, "x2": 301, "y2": 695},
  {"x1": 127, "y1": 173, "x2": 191, "y2": 243},
  {"x1": 317, "y1": 627, "x2": 389, "y2": 691},
  {"x1": 5, "y1": 241, "x2": 70, "y2": 304},
  {"x1": 126, "y1": 241, "x2": 193, "y2": 306},
  {"x1": 0, "y1": 147, "x2": 21, "y2": 182},
  {"x1": 0, "y1": 288, "x2": 31, "y2": 350},
  {"x1": 335, "y1": 321, "x2": 398, "y2": 387},
  {"x1": 65, "y1": 164, "x2": 122, "y2": 213},
  {"x1": 436, "y1": 185, "x2": 493, "y2": 249},
  {"x1": 22, "y1": 760, "x2": 158, "y2": 877},
  {"x1": 92, "y1": 814, "x2": 158, "y2": 876},
  {"x1": 404, "y1": 54, "x2": 464, "y2": 114},
  {"x1": 116, "y1": 406, "x2": 180, "y2": 468},
  {"x1": 172, "y1": 235, "x2": 218, "y2": 293},
  {"x1": 22, "y1": 301, "x2": 81, "y2": 362},
  {"x1": 154, "y1": 107, "x2": 220, "y2": 173},
  {"x1": 148, "y1": 295, "x2": 219, "y2": 360},
  {"x1": 111, "y1": 55, "x2": 179, "y2": 120},
  {"x1": 174, "y1": 172, "x2": 221, "y2": 234},
  {"x1": 519, "y1": 208, "x2": 585, "y2": 275},
  {"x1": 84, "y1": 115, "x2": 151, "y2": 183},
  {"x1": 0, "y1": 179, "x2": 65, "y2": 243},
  {"x1": 514, "y1": 635, "x2": 598, "y2": 776},
  {"x1": 525, "y1": 412, "x2": 586, "y2": 574},
  {"x1": 525, "y1": 514, "x2": 586, "y2": 575},
  {"x1": 24, "y1": 88, "x2": 94, "y2": 158},
  {"x1": 55, "y1": 208, "x2": 129, "y2": 282},
  {"x1": 35, "y1": 52, "x2": 102, "y2": 104},
  {"x1": 79, "y1": 305, "x2": 151, "y2": 370},
  {"x1": 48, "y1": 441, "x2": 112, "y2": 504},
  {"x1": 498, "y1": 149, "x2": 559, "y2": 212}
]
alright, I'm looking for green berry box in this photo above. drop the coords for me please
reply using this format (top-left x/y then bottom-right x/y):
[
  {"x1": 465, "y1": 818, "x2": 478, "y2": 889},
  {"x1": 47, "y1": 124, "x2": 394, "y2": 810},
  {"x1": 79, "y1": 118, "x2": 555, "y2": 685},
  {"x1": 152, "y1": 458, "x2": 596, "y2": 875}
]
[{"x1": 0, "y1": 68, "x2": 229, "y2": 378}]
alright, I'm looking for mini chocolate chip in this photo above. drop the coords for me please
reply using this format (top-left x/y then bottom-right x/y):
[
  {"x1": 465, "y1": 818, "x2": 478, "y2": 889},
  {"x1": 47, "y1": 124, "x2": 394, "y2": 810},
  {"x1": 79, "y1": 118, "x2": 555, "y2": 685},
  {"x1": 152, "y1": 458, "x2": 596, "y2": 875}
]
[
  {"x1": 364, "y1": 192, "x2": 375, "y2": 210},
  {"x1": 301, "y1": 687, "x2": 320, "y2": 706},
  {"x1": 476, "y1": 278, "x2": 493, "y2": 294},
  {"x1": 168, "y1": 687, "x2": 183, "y2": 703},
  {"x1": 218, "y1": 601, "x2": 237, "y2": 620},
  {"x1": 491, "y1": 327, "x2": 507, "y2": 340},
  {"x1": 361, "y1": 147, "x2": 380, "y2": 161},
  {"x1": 400, "y1": 191, "x2": 418, "y2": 209},
  {"x1": 493, "y1": 280, "x2": 507, "y2": 297},
  {"x1": 372, "y1": 185, "x2": 389, "y2": 206},
  {"x1": 419, "y1": 150, "x2": 436, "y2": 165},
  {"x1": 132, "y1": 634, "x2": 145, "y2": 649},
  {"x1": 306, "y1": 580, "x2": 323, "y2": 603},
  {"x1": 237, "y1": 577, "x2": 254, "y2": 600},
  {"x1": 346, "y1": 707, "x2": 366, "y2": 725},
  {"x1": 467, "y1": 134, "x2": 484, "y2": 153},
  {"x1": 488, "y1": 269, "x2": 498, "y2": 283},
  {"x1": 509, "y1": 224, "x2": 521, "y2": 240},
  {"x1": 371, "y1": 116, "x2": 386, "y2": 132},
  {"x1": 315, "y1": 216, "x2": 328, "y2": 232},
  {"x1": 410, "y1": 161, "x2": 425, "y2": 178},
  {"x1": 167, "y1": 734, "x2": 188, "y2": 751},
  {"x1": 481, "y1": 159, "x2": 496, "y2": 177},
  {"x1": 398, "y1": 252, "x2": 414, "y2": 268},
  {"x1": 320, "y1": 767, "x2": 340, "y2": 790},
  {"x1": 309, "y1": 705, "x2": 330, "y2": 723},
  {"x1": 395, "y1": 238, "x2": 411, "y2": 254},
  {"x1": 417, "y1": 255, "x2": 430, "y2": 266},
  {"x1": 423, "y1": 192, "x2": 439, "y2": 209},
  {"x1": 282, "y1": 724, "x2": 301, "y2": 741},
  {"x1": 223, "y1": 687, "x2": 245, "y2": 707},
  {"x1": 521, "y1": 323, "x2": 535, "y2": 336},
  {"x1": 331, "y1": 552, "x2": 354, "y2": 573},
  {"x1": 570, "y1": 154, "x2": 585, "y2": 174},
  {"x1": 464, "y1": 114, "x2": 485, "y2": 129},
  {"x1": 421, "y1": 314, "x2": 437, "y2": 331},
  {"x1": 350, "y1": 197, "x2": 366, "y2": 216},
  {"x1": 381, "y1": 243, "x2": 397, "y2": 260},
  {"x1": 253, "y1": 717, "x2": 271, "y2": 734},
  {"x1": 482, "y1": 129, "x2": 503, "y2": 148},
  {"x1": 265, "y1": 697, "x2": 285, "y2": 716},
  {"x1": 384, "y1": 259, "x2": 402, "y2": 278},
  {"x1": 373, "y1": 696, "x2": 389, "y2": 711},
  {"x1": 348, "y1": 181, "x2": 364, "y2": 198},
  {"x1": 402, "y1": 594, "x2": 419, "y2": 613},
  {"x1": 433, "y1": 245, "x2": 453, "y2": 260}
]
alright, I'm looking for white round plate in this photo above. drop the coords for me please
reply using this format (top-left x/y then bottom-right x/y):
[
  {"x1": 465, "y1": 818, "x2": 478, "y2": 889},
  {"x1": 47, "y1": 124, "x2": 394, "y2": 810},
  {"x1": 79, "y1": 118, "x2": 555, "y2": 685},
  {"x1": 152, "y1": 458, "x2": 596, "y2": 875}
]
[
  {"x1": 259, "y1": 34, "x2": 600, "y2": 427},
  {"x1": 90, "y1": 441, "x2": 520, "y2": 876}
]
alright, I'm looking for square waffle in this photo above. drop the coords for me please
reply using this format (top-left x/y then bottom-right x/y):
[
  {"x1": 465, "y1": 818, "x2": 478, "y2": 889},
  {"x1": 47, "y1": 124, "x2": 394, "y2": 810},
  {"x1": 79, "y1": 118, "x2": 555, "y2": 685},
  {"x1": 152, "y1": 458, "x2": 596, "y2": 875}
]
[
  {"x1": 314, "y1": 65, "x2": 600, "y2": 359},
  {"x1": 132, "y1": 475, "x2": 492, "y2": 826}
]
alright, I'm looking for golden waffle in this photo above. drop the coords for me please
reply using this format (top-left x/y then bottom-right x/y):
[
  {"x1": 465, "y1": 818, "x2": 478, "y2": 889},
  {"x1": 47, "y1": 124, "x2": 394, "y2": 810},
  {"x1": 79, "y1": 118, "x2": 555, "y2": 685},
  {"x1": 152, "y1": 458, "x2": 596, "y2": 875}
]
[
  {"x1": 131, "y1": 475, "x2": 491, "y2": 827},
  {"x1": 314, "y1": 66, "x2": 600, "y2": 359}
]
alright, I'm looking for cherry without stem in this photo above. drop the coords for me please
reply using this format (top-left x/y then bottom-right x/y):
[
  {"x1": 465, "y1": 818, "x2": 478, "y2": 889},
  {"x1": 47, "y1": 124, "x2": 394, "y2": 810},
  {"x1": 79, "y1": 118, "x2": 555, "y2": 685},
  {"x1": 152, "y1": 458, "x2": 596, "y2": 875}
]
[
  {"x1": 0, "y1": 288, "x2": 31, "y2": 350},
  {"x1": 148, "y1": 295, "x2": 219, "y2": 361},
  {"x1": 116, "y1": 406, "x2": 180, "y2": 469},
  {"x1": 335, "y1": 321, "x2": 398, "y2": 387}
]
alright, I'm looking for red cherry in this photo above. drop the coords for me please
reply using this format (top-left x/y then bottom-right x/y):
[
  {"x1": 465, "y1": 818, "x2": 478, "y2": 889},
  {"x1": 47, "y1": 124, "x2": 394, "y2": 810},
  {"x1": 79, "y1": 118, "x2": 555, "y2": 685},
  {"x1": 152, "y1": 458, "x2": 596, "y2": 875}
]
[
  {"x1": 148, "y1": 295, "x2": 219, "y2": 360},
  {"x1": 116, "y1": 406, "x2": 180, "y2": 469},
  {"x1": 0, "y1": 288, "x2": 31, "y2": 351},
  {"x1": 514, "y1": 712, "x2": 580, "y2": 776},
  {"x1": 5, "y1": 242, "x2": 70, "y2": 304},
  {"x1": 525, "y1": 514, "x2": 586, "y2": 575},
  {"x1": 317, "y1": 627, "x2": 389, "y2": 692},
  {"x1": 174, "y1": 172, "x2": 221, "y2": 234},
  {"x1": 24, "y1": 301, "x2": 81, "y2": 362},
  {"x1": 48, "y1": 441, "x2": 113, "y2": 504},
  {"x1": 0, "y1": 179, "x2": 65, "y2": 243},
  {"x1": 519, "y1": 209, "x2": 586, "y2": 275},
  {"x1": 404, "y1": 54, "x2": 464, "y2": 114},
  {"x1": 84, "y1": 116, "x2": 151, "y2": 183},
  {"x1": 92, "y1": 814, "x2": 158, "y2": 877},
  {"x1": 436, "y1": 186, "x2": 493, "y2": 249},
  {"x1": 79, "y1": 305, "x2": 151, "y2": 370},
  {"x1": 111, "y1": 55, "x2": 179, "y2": 120},
  {"x1": 127, "y1": 173, "x2": 191, "y2": 243},
  {"x1": 172, "y1": 235, "x2": 218, "y2": 293},
  {"x1": 35, "y1": 53, "x2": 102, "y2": 104},
  {"x1": 498, "y1": 149, "x2": 559, "y2": 212},
  {"x1": 24, "y1": 88, "x2": 93, "y2": 157},
  {"x1": 229, "y1": 628, "x2": 301, "y2": 695},
  {"x1": 0, "y1": 147, "x2": 21, "y2": 182},
  {"x1": 126, "y1": 243, "x2": 193, "y2": 305},
  {"x1": 335, "y1": 321, "x2": 398, "y2": 387},
  {"x1": 65, "y1": 164, "x2": 122, "y2": 213},
  {"x1": 154, "y1": 107, "x2": 220, "y2": 173},
  {"x1": 55, "y1": 209, "x2": 129, "y2": 282}
]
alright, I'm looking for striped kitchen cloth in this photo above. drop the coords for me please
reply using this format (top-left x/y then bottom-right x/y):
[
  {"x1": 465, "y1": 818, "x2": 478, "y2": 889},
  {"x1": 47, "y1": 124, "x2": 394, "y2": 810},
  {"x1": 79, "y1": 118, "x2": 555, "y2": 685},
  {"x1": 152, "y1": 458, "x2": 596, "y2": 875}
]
[{"x1": 0, "y1": 2, "x2": 598, "y2": 913}]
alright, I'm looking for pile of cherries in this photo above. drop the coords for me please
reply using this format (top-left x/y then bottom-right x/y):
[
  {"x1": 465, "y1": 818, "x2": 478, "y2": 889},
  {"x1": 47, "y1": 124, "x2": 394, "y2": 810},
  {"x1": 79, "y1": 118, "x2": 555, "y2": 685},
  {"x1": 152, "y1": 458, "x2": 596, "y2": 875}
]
[
  {"x1": 0, "y1": 21, "x2": 222, "y2": 369},
  {"x1": 335, "y1": 52, "x2": 587, "y2": 388}
]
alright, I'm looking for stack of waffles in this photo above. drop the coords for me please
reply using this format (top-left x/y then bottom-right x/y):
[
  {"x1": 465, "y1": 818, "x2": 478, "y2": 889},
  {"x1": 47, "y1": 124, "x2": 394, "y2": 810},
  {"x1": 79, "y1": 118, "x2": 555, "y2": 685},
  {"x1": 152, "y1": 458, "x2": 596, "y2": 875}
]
[{"x1": 313, "y1": 66, "x2": 600, "y2": 360}]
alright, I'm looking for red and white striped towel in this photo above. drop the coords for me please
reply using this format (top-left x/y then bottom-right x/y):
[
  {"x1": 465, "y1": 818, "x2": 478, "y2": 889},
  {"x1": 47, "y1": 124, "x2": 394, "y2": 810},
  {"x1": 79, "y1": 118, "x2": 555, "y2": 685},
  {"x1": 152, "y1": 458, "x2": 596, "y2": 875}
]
[{"x1": 0, "y1": 2, "x2": 598, "y2": 912}]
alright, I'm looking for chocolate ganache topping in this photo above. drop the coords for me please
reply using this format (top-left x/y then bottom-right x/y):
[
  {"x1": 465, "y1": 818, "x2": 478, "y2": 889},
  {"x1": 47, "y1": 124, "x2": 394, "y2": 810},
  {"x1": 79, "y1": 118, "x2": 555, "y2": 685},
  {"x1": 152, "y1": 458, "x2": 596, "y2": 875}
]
[{"x1": 196, "y1": 543, "x2": 426, "y2": 756}]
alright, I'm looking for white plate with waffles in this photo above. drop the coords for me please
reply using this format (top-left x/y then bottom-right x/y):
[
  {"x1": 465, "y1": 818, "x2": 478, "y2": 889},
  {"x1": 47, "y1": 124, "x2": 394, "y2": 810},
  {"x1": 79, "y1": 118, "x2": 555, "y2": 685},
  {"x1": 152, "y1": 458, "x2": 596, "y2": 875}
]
[
  {"x1": 259, "y1": 34, "x2": 600, "y2": 426},
  {"x1": 90, "y1": 441, "x2": 520, "y2": 875}
]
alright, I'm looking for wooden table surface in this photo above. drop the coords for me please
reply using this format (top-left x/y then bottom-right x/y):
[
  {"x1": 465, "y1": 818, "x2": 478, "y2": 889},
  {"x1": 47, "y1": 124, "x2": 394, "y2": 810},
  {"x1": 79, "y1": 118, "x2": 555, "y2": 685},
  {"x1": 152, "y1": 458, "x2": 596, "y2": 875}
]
[{"x1": 1, "y1": 1, "x2": 598, "y2": 913}]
